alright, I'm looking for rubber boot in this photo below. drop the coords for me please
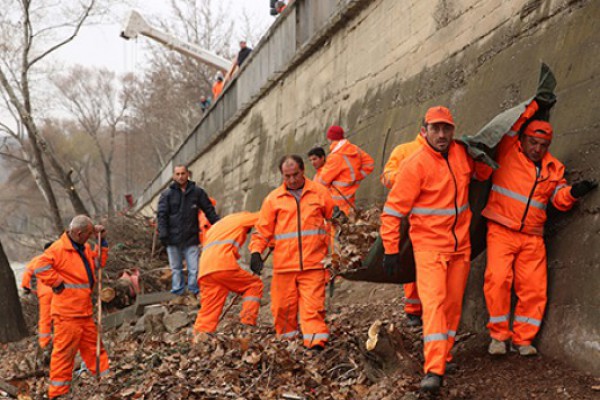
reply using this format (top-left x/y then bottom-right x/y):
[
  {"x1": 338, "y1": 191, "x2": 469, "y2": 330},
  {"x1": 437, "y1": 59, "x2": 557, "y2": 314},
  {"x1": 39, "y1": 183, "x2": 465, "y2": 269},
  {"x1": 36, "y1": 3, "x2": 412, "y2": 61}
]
[
  {"x1": 488, "y1": 338, "x2": 507, "y2": 355},
  {"x1": 420, "y1": 372, "x2": 443, "y2": 392}
]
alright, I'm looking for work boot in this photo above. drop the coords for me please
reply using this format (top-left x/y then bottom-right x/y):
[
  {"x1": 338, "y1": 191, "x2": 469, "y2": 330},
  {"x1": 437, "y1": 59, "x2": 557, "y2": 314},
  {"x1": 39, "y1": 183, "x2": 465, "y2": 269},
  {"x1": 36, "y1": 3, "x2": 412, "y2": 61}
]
[
  {"x1": 406, "y1": 313, "x2": 422, "y2": 327},
  {"x1": 517, "y1": 344, "x2": 538, "y2": 356},
  {"x1": 488, "y1": 338, "x2": 507, "y2": 355},
  {"x1": 420, "y1": 372, "x2": 443, "y2": 392}
]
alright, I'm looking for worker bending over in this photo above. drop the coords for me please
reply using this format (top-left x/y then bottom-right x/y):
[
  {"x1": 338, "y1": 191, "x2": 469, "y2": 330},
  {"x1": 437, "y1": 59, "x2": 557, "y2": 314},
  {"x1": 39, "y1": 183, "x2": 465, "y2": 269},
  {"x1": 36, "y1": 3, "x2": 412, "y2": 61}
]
[
  {"x1": 250, "y1": 155, "x2": 335, "y2": 350},
  {"x1": 194, "y1": 212, "x2": 264, "y2": 334},
  {"x1": 317, "y1": 125, "x2": 374, "y2": 213},
  {"x1": 34, "y1": 215, "x2": 109, "y2": 399},
  {"x1": 380, "y1": 131, "x2": 427, "y2": 327},
  {"x1": 381, "y1": 106, "x2": 492, "y2": 392},
  {"x1": 483, "y1": 100, "x2": 597, "y2": 356}
]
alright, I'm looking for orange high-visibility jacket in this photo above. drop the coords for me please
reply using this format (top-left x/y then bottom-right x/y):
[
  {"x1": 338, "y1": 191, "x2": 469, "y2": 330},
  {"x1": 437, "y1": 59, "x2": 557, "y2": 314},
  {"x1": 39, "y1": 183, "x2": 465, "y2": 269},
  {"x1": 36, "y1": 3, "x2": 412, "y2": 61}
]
[
  {"x1": 317, "y1": 139, "x2": 374, "y2": 205},
  {"x1": 313, "y1": 167, "x2": 323, "y2": 183},
  {"x1": 249, "y1": 178, "x2": 335, "y2": 273},
  {"x1": 21, "y1": 255, "x2": 53, "y2": 297},
  {"x1": 34, "y1": 232, "x2": 108, "y2": 317},
  {"x1": 380, "y1": 134, "x2": 426, "y2": 189},
  {"x1": 212, "y1": 80, "x2": 224, "y2": 99},
  {"x1": 482, "y1": 134, "x2": 576, "y2": 236},
  {"x1": 381, "y1": 141, "x2": 492, "y2": 254},
  {"x1": 199, "y1": 212, "x2": 259, "y2": 279}
]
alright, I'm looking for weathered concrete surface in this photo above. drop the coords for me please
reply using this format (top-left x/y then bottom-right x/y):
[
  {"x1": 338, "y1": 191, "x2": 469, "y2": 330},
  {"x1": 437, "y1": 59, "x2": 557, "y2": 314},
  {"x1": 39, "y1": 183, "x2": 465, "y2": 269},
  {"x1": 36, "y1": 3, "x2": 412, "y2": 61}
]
[{"x1": 141, "y1": 0, "x2": 600, "y2": 372}]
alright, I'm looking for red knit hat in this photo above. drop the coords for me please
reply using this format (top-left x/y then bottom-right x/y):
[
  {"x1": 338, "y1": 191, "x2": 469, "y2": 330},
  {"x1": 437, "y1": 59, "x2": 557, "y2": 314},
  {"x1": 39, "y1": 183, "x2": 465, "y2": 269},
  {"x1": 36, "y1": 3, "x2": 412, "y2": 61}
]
[
  {"x1": 326, "y1": 125, "x2": 345, "y2": 141},
  {"x1": 524, "y1": 120, "x2": 553, "y2": 142}
]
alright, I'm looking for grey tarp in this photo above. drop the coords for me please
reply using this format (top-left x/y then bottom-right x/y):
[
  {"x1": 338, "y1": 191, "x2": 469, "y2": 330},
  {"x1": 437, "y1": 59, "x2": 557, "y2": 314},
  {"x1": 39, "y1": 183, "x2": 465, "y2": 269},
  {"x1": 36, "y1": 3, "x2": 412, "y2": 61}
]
[{"x1": 342, "y1": 64, "x2": 556, "y2": 284}]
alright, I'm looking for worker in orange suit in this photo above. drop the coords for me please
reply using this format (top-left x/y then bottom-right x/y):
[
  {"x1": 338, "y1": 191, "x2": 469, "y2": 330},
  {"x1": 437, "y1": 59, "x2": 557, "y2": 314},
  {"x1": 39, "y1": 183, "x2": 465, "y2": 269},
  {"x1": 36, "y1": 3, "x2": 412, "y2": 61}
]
[
  {"x1": 317, "y1": 125, "x2": 374, "y2": 214},
  {"x1": 307, "y1": 146, "x2": 326, "y2": 182},
  {"x1": 21, "y1": 241, "x2": 55, "y2": 351},
  {"x1": 33, "y1": 215, "x2": 109, "y2": 399},
  {"x1": 212, "y1": 72, "x2": 224, "y2": 100},
  {"x1": 380, "y1": 106, "x2": 492, "y2": 392},
  {"x1": 380, "y1": 132, "x2": 427, "y2": 327},
  {"x1": 193, "y1": 212, "x2": 264, "y2": 333},
  {"x1": 199, "y1": 197, "x2": 218, "y2": 246},
  {"x1": 250, "y1": 155, "x2": 335, "y2": 350},
  {"x1": 482, "y1": 99, "x2": 597, "y2": 357}
]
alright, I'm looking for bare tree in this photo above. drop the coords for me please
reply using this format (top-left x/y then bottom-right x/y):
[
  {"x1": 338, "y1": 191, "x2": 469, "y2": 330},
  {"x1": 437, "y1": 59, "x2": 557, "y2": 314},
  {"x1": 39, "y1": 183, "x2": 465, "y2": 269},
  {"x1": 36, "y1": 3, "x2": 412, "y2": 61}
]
[
  {"x1": 0, "y1": 0, "x2": 106, "y2": 232},
  {"x1": 55, "y1": 67, "x2": 133, "y2": 216},
  {"x1": 0, "y1": 239, "x2": 28, "y2": 343}
]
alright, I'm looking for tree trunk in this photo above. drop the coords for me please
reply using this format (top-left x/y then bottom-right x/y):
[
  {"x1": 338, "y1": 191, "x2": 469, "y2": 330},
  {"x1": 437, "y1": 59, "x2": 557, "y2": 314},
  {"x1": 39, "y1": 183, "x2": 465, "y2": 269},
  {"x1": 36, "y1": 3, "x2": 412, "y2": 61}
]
[
  {"x1": 0, "y1": 240, "x2": 29, "y2": 343},
  {"x1": 104, "y1": 160, "x2": 114, "y2": 217}
]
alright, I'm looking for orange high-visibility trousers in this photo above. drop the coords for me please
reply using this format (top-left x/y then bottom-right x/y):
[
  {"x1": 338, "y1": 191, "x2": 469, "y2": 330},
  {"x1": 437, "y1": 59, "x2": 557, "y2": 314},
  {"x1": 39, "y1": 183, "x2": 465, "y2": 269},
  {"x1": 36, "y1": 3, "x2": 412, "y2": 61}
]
[
  {"x1": 415, "y1": 251, "x2": 470, "y2": 376},
  {"x1": 48, "y1": 316, "x2": 109, "y2": 398},
  {"x1": 38, "y1": 292, "x2": 53, "y2": 348},
  {"x1": 403, "y1": 283, "x2": 422, "y2": 316},
  {"x1": 271, "y1": 269, "x2": 329, "y2": 348},
  {"x1": 194, "y1": 269, "x2": 263, "y2": 333},
  {"x1": 484, "y1": 221, "x2": 547, "y2": 346}
]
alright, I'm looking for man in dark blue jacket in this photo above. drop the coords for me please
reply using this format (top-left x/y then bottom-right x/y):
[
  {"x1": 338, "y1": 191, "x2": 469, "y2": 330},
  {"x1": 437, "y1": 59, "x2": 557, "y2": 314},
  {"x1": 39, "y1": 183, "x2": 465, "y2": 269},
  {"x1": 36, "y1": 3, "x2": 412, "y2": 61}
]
[{"x1": 158, "y1": 165, "x2": 220, "y2": 295}]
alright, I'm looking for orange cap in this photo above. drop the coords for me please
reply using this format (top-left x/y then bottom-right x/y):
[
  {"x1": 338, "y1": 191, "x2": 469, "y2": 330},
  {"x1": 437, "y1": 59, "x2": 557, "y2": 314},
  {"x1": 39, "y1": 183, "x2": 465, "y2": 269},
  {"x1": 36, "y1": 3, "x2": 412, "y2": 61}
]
[
  {"x1": 424, "y1": 106, "x2": 455, "y2": 126},
  {"x1": 524, "y1": 120, "x2": 553, "y2": 142}
]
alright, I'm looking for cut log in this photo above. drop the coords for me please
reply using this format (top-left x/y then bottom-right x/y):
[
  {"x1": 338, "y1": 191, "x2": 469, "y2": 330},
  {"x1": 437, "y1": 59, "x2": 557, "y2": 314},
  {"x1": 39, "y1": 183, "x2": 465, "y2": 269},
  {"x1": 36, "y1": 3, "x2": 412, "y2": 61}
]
[
  {"x1": 362, "y1": 320, "x2": 420, "y2": 382},
  {"x1": 0, "y1": 378, "x2": 18, "y2": 398}
]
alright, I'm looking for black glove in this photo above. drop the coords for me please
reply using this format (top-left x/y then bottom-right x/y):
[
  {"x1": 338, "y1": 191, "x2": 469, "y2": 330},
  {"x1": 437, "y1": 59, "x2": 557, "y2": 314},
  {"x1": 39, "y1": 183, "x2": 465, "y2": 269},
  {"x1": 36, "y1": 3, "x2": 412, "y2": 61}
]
[
  {"x1": 23, "y1": 287, "x2": 31, "y2": 295},
  {"x1": 570, "y1": 180, "x2": 598, "y2": 198},
  {"x1": 250, "y1": 252, "x2": 264, "y2": 275},
  {"x1": 534, "y1": 92, "x2": 556, "y2": 112},
  {"x1": 331, "y1": 206, "x2": 347, "y2": 222},
  {"x1": 53, "y1": 282, "x2": 65, "y2": 294},
  {"x1": 383, "y1": 253, "x2": 400, "y2": 277}
]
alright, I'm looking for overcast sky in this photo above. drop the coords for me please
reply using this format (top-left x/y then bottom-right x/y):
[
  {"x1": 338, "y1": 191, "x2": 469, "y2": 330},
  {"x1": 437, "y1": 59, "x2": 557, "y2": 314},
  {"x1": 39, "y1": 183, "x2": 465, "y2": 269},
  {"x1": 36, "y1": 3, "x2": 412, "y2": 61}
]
[{"x1": 51, "y1": 0, "x2": 274, "y2": 74}]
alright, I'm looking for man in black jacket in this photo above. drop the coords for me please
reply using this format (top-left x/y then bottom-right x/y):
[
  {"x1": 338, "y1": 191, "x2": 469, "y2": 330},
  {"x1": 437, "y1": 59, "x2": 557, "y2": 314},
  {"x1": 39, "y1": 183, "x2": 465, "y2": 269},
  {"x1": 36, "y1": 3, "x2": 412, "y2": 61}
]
[{"x1": 157, "y1": 165, "x2": 220, "y2": 295}]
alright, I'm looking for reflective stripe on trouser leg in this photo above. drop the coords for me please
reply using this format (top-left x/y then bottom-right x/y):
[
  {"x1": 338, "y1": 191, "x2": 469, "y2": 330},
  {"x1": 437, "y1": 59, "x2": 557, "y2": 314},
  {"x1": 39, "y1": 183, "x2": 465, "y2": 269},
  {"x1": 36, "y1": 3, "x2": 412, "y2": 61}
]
[
  {"x1": 194, "y1": 275, "x2": 230, "y2": 333},
  {"x1": 415, "y1": 251, "x2": 450, "y2": 375},
  {"x1": 443, "y1": 252, "x2": 470, "y2": 363},
  {"x1": 77, "y1": 317, "x2": 110, "y2": 378},
  {"x1": 38, "y1": 293, "x2": 53, "y2": 348},
  {"x1": 49, "y1": 316, "x2": 82, "y2": 398},
  {"x1": 403, "y1": 282, "x2": 422, "y2": 316},
  {"x1": 484, "y1": 222, "x2": 518, "y2": 341},
  {"x1": 297, "y1": 269, "x2": 329, "y2": 348},
  {"x1": 271, "y1": 271, "x2": 300, "y2": 338},
  {"x1": 512, "y1": 233, "x2": 547, "y2": 346}
]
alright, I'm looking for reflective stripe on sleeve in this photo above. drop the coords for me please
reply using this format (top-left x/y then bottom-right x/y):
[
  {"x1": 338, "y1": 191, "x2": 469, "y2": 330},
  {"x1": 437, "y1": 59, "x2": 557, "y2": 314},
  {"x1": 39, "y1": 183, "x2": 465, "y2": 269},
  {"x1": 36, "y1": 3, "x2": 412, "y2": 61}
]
[
  {"x1": 64, "y1": 283, "x2": 91, "y2": 289},
  {"x1": 412, "y1": 203, "x2": 468, "y2": 216},
  {"x1": 331, "y1": 180, "x2": 353, "y2": 187},
  {"x1": 203, "y1": 239, "x2": 241, "y2": 251},
  {"x1": 383, "y1": 206, "x2": 404, "y2": 218},
  {"x1": 550, "y1": 184, "x2": 567, "y2": 203},
  {"x1": 243, "y1": 296, "x2": 261, "y2": 303},
  {"x1": 34, "y1": 265, "x2": 52, "y2": 275},
  {"x1": 342, "y1": 155, "x2": 356, "y2": 182},
  {"x1": 332, "y1": 194, "x2": 355, "y2": 201}
]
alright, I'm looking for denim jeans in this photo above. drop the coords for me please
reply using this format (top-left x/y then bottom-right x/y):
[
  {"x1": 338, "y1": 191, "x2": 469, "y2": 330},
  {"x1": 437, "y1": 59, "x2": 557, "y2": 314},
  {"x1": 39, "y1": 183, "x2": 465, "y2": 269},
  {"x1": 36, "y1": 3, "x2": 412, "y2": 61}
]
[{"x1": 166, "y1": 245, "x2": 200, "y2": 295}]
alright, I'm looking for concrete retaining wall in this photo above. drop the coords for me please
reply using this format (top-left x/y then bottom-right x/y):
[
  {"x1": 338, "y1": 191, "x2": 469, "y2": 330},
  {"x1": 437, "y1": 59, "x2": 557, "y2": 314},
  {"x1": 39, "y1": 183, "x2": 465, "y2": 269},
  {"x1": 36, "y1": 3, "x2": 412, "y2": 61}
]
[{"x1": 140, "y1": 0, "x2": 600, "y2": 372}]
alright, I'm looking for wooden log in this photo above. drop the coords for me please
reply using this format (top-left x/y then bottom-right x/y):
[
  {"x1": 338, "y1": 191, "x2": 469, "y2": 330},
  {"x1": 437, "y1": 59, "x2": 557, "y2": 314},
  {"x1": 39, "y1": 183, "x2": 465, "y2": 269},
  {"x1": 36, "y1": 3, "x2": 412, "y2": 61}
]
[{"x1": 0, "y1": 378, "x2": 18, "y2": 398}]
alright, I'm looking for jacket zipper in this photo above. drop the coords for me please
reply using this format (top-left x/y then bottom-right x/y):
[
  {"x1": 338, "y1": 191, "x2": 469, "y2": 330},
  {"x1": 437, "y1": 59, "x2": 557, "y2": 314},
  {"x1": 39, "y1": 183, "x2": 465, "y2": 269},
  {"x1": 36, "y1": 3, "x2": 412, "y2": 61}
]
[
  {"x1": 444, "y1": 156, "x2": 459, "y2": 252},
  {"x1": 295, "y1": 197, "x2": 304, "y2": 271},
  {"x1": 519, "y1": 165, "x2": 540, "y2": 232}
]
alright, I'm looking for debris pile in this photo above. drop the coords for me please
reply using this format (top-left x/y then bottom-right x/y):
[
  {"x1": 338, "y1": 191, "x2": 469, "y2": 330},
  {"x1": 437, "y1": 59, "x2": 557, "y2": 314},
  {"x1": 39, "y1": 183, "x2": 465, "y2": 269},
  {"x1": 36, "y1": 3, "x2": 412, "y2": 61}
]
[{"x1": 325, "y1": 207, "x2": 381, "y2": 276}]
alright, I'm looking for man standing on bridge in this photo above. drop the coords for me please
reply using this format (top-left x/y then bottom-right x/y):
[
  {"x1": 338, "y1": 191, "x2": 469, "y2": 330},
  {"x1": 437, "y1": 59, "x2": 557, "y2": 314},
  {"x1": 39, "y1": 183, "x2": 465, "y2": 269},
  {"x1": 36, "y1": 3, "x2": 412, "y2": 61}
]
[
  {"x1": 317, "y1": 125, "x2": 374, "y2": 214},
  {"x1": 158, "y1": 165, "x2": 220, "y2": 296},
  {"x1": 482, "y1": 100, "x2": 597, "y2": 357},
  {"x1": 380, "y1": 130, "x2": 427, "y2": 328},
  {"x1": 380, "y1": 106, "x2": 492, "y2": 392},
  {"x1": 250, "y1": 155, "x2": 335, "y2": 350},
  {"x1": 34, "y1": 215, "x2": 109, "y2": 399}
]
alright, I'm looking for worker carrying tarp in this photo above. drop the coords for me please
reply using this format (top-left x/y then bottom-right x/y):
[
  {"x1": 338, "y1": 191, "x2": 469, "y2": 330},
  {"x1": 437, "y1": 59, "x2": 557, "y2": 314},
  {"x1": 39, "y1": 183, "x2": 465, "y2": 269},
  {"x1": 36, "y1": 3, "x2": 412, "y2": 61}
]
[
  {"x1": 193, "y1": 212, "x2": 264, "y2": 334},
  {"x1": 33, "y1": 215, "x2": 109, "y2": 399},
  {"x1": 381, "y1": 106, "x2": 492, "y2": 392},
  {"x1": 317, "y1": 125, "x2": 375, "y2": 214},
  {"x1": 380, "y1": 132, "x2": 427, "y2": 327},
  {"x1": 481, "y1": 99, "x2": 597, "y2": 357},
  {"x1": 21, "y1": 241, "x2": 55, "y2": 352},
  {"x1": 250, "y1": 155, "x2": 335, "y2": 350}
]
